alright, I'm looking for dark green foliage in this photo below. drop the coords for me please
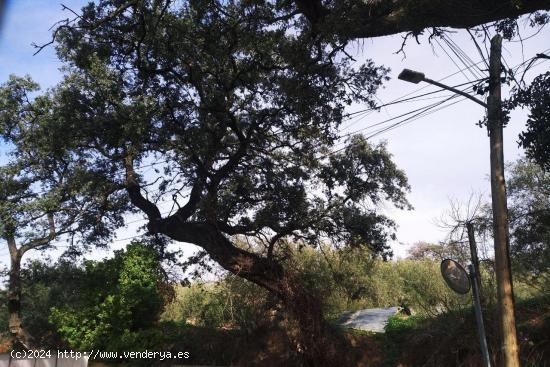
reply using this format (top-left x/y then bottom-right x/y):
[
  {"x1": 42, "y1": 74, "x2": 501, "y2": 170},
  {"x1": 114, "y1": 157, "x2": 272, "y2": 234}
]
[
  {"x1": 507, "y1": 159, "x2": 550, "y2": 290},
  {"x1": 512, "y1": 72, "x2": 550, "y2": 170},
  {"x1": 40, "y1": 242, "x2": 166, "y2": 350},
  {"x1": 36, "y1": 0, "x2": 407, "y2": 254}
]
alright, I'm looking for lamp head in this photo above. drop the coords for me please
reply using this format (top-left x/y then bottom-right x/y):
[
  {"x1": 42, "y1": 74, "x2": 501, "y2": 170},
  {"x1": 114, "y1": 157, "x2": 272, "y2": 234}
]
[{"x1": 398, "y1": 69, "x2": 425, "y2": 84}]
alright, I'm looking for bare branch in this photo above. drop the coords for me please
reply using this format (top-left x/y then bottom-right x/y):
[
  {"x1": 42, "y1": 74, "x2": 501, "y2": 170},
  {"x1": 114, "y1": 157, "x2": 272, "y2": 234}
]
[{"x1": 33, "y1": 0, "x2": 139, "y2": 55}]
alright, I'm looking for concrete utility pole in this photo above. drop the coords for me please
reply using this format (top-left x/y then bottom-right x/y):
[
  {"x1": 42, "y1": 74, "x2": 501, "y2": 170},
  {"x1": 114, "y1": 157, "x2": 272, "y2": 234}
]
[
  {"x1": 398, "y1": 34, "x2": 521, "y2": 367},
  {"x1": 487, "y1": 34, "x2": 520, "y2": 367}
]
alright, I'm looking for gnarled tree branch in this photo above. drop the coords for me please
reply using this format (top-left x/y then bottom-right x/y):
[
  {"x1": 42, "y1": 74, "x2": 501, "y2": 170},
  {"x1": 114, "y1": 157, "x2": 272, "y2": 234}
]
[{"x1": 296, "y1": 0, "x2": 550, "y2": 38}]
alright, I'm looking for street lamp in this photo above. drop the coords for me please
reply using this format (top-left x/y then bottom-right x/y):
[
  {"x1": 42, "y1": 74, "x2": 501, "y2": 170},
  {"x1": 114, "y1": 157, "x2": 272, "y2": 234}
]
[
  {"x1": 398, "y1": 35, "x2": 521, "y2": 367},
  {"x1": 398, "y1": 69, "x2": 487, "y2": 108}
]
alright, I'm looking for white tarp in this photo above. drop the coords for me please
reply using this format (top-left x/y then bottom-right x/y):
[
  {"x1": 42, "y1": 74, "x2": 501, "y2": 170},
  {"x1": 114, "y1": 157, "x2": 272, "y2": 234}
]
[{"x1": 338, "y1": 306, "x2": 400, "y2": 333}]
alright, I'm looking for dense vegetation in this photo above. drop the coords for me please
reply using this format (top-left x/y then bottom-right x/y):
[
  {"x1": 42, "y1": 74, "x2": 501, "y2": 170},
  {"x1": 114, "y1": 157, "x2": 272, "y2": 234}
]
[
  {"x1": 0, "y1": 242, "x2": 166, "y2": 349},
  {"x1": 0, "y1": 241, "x2": 548, "y2": 366}
]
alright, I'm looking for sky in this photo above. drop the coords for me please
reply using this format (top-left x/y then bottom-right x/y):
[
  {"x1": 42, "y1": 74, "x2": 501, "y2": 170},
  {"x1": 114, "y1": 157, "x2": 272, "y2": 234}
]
[{"x1": 0, "y1": 0, "x2": 548, "y2": 269}]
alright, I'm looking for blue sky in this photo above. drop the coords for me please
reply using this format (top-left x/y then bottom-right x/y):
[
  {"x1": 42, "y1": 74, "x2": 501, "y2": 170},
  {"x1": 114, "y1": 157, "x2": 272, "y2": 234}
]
[{"x1": 1, "y1": 0, "x2": 549, "y2": 267}]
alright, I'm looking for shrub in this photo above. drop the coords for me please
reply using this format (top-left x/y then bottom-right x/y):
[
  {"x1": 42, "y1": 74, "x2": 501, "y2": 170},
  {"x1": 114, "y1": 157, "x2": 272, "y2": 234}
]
[
  {"x1": 162, "y1": 275, "x2": 272, "y2": 332},
  {"x1": 384, "y1": 314, "x2": 420, "y2": 340},
  {"x1": 49, "y1": 242, "x2": 165, "y2": 350}
]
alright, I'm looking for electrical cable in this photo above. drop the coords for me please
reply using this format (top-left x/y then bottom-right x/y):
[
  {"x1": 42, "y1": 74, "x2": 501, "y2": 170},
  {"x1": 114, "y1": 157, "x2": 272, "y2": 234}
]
[
  {"x1": 2, "y1": 48, "x2": 548, "y2": 251},
  {"x1": 435, "y1": 38, "x2": 474, "y2": 82}
]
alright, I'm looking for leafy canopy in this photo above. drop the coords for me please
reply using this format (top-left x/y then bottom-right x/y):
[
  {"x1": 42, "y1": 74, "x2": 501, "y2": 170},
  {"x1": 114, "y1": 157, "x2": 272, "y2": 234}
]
[
  {"x1": 511, "y1": 72, "x2": 550, "y2": 170},
  {"x1": 0, "y1": 0, "x2": 414, "y2": 314},
  {"x1": 507, "y1": 159, "x2": 550, "y2": 288},
  {"x1": 0, "y1": 75, "x2": 129, "y2": 254},
  {"x1": 28, "y1": 0, "x2": 412, "y2": 261}
]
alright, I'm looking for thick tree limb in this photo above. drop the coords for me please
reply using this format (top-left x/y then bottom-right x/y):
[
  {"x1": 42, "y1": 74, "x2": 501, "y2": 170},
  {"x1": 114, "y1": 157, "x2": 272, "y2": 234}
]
[
  {"x1": 295, "y1": 0, "x2": 550, "y2": 38},
  {"x1": 174, "y1": 177, "x2": 205, "y2": 221},
  {"x1": 124, "y1": 154, "x2": 161, "y2": 220},
  {"x1": 150, "y1": 218, "x2": 285, "y2": 293},
  {"x1": 19, "y1": 213, "x2": 56, "y2": 254}
]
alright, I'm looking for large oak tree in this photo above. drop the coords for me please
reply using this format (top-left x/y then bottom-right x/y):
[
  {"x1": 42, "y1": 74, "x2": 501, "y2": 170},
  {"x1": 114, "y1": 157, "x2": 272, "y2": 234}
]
[{"x1": 2, "y1": 0, "x2": 414, "y2": 364}]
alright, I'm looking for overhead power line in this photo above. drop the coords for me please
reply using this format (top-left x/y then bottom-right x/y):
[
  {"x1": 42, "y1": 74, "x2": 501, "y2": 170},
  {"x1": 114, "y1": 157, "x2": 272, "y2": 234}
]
[
  {"x1": 3, "y1": 48, "x2": 549, "y2": 252},
  {"x1": 325, "y1": 94, "x2": 465, "y2": 158},
  {"x1": 337, "y1": 46, "x2": 550, "y2": 148},
  {"x1": 340, "y1": 78, "x2": 483, "y2": 132},
  {"x1": 365, "y1": 96, "x2": 465, "y2": 139},
  {"x1": 337, "y1": 80, "x2": 480, "y2": 142}
]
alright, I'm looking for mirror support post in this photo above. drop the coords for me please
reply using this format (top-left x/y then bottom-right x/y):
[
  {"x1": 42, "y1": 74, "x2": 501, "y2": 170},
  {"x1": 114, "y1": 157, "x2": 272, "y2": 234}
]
[{"x1": 469, "y1": 264, "x2": 492, "y2": 367}]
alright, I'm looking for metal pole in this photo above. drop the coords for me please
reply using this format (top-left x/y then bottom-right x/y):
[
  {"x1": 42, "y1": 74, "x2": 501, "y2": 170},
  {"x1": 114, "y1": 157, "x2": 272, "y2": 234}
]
[
  {"x1": 469, "y1": 264, "x2": 492, "y2": 367},
  {"x1": 466, "y1": 222, "x2": 483, "y2": 299},
  {"x1": 423, "y1": 78, "x2": 488, "y2": 108}
]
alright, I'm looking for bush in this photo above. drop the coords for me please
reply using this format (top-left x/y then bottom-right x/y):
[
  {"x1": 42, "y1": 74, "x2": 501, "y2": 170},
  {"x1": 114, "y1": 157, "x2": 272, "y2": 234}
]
[
  {"x1": 384, "y1": 314, "x2": 421, "y2": 340},
  {"x1": 49, "y1": 242, "x2": 166, "y2": 350},
  {"x1": 162, "y1": 276, "x2": 271, "y2": 331}
]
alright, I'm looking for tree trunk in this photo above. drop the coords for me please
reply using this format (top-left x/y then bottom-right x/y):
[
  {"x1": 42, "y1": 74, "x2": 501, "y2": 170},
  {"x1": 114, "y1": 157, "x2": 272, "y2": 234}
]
[
  {"x1": 278, "y1": 277, "x2": 341, "y2": 367},
  {"x1": 7, "y1": 249, "x2": 31, "y2": 348},
  {"x1": 150, "y1": 218, "x2": 340, "y2": 365}
]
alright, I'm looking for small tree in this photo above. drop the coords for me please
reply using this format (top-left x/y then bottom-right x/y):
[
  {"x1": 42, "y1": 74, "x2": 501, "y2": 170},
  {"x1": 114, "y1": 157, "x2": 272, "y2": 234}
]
[
  {"x1": 507, "y1": 158, "x2": 550, "y2": 291},
  {"x1": 0, "y1": 76, "x2": 128, "y2": 346}
]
